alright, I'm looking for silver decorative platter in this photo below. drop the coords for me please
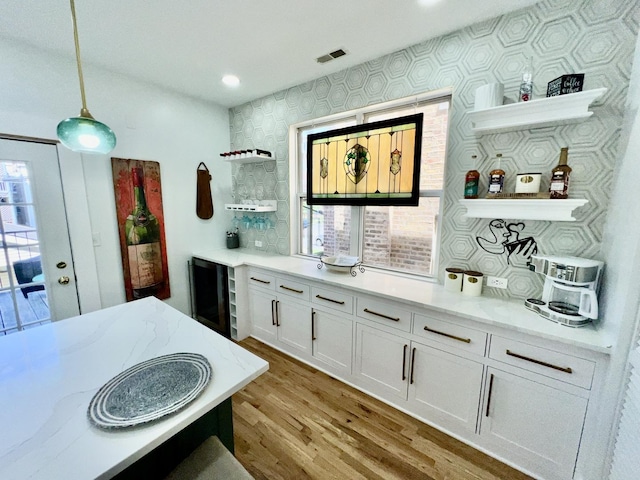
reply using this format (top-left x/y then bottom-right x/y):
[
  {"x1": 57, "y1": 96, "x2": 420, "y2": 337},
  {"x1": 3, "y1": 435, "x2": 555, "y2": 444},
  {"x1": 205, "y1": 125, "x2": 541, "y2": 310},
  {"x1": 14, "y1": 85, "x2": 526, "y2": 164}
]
[
  {"x1": 318, "y1": 256, "x2": 364, "y2": 276},
  {"x1": 88, "y1": 352, "x2": 211, "y2": 429}
]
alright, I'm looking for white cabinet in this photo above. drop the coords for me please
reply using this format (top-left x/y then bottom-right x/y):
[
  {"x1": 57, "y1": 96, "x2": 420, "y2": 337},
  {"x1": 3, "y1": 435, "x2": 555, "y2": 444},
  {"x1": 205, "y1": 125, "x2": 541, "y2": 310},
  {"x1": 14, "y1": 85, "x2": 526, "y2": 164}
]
[
  {"x1": 249, "y1": 289, "x2": 277, "y2": 342},
  {"x1": 248, "y1": 270, "x2": 312, "y2": 357},
  {"x1": 355, "y1": 323, "x2": 409, "y2": 401},
  {"x1": 312, "y1": 308, "x2": 353, "y2": 374},
  {"x1": 355, "y1": 322, "x2": 484, "y2": 436},
  {"x1": 408, "y1": 342, "x2": 484, "y2": 435},
  {"x1": 480, "y1": 367, "x2": 588, "y2": 480}
]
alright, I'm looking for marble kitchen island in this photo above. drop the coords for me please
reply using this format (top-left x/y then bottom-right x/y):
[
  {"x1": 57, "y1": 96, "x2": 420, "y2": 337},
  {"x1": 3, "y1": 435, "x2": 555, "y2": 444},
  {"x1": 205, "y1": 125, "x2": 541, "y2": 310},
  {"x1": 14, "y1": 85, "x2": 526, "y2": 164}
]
[{"x1": 0, "y1": 296, "x2": 268, "y2": 480}]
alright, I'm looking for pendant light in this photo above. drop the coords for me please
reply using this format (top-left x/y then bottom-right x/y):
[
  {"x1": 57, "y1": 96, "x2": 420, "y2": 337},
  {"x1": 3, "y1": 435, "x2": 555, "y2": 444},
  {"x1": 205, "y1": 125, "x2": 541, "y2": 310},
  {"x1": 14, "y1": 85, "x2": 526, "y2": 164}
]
[{"x1": 56, "y1": 0, "x2": 116, "y2": 154}]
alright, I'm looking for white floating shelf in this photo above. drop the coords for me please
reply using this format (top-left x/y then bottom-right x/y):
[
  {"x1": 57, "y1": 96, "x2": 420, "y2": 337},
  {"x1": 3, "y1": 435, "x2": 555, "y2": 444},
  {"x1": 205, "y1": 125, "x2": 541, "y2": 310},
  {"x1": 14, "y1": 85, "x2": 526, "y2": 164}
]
[
  {"x1": 222, "y1": 155, "x2": 275, "y2": 164},
  {"x1": 458, "y1": 198, "x2": 588, "y2": 222},
  {"x1": 468, "y1": 88, "x2": 607, "y2": 135},
  {"x1": 225, "y1": 200, "x2": 277, "y2": 212}
]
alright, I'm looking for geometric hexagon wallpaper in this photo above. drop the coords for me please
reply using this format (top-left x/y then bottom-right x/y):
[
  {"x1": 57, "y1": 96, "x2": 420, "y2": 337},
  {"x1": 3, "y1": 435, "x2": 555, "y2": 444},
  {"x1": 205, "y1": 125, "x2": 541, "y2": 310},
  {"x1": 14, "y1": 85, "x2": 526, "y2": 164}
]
[{"x1": 229, "y1": 0, "x2": 640, "y2": 300}]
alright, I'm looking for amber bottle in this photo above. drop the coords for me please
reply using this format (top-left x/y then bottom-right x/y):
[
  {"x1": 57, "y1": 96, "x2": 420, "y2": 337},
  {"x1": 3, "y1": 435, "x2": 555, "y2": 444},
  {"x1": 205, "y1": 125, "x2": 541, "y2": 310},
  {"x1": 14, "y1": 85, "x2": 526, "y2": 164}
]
[
  {"x1": 549, "y1": 147, "x2": 572, "y2": 199},
  {"x1": 488, "y1": 153, "x2": 505, "y2": 194}
]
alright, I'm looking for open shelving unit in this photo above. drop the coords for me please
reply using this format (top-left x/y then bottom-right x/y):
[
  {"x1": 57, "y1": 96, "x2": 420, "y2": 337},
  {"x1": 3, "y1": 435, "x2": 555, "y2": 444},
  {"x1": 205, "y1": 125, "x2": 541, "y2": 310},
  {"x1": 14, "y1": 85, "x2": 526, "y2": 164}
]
[
  {"x1": 468, "y1": 88, "x2": 607, "y2": 135},
  {"x1": 222, "y1": 154, "x2": 275, "y2": 164},
  {"x1": 458, "y1": 198, "x2": 588, "y2": 221},
  {"x1": 224, "y1": 200, "x2": 277, "y2": 212},
  {"x1": 228, "y1": 267, "x2": 238, "y2": 340}
]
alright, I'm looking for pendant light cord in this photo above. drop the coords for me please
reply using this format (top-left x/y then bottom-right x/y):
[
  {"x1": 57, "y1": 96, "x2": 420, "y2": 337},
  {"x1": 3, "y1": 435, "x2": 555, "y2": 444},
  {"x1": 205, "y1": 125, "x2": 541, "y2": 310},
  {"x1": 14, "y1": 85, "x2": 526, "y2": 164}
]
[{"x1": 69, "y1": 0, "x2": 91, "y2": 117}]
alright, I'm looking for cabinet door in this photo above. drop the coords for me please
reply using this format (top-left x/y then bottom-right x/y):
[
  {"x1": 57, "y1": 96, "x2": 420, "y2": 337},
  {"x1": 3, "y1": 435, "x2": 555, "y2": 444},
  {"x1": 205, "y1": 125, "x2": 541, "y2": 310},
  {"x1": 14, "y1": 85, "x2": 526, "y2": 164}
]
[
  {"x1": 408, "y1": 342, "x2": 483, "y2": 435},
  {"x1": 276, "y1": 298, "x2": 312, "y2": 355},
  {"x1": 312, "y1": 309, "x2": 353, "y2": 374},
  {"x1": 249, "y1": 289, "x2": 277, "y2": 342},
  {"x1": 354, "y1": 323, "x2": 408, "y2": 401},
  {"x1": 480, "y1": 368, "x2": 587, "y2": 480}
]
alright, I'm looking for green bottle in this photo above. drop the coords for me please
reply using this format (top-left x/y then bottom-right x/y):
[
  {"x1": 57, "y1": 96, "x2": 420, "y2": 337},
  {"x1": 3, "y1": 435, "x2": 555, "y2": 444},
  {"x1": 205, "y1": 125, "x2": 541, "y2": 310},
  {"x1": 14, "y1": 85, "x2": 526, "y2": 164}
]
[{"x1": 125, "y1": 167, "x2": 163, "y2": 298}]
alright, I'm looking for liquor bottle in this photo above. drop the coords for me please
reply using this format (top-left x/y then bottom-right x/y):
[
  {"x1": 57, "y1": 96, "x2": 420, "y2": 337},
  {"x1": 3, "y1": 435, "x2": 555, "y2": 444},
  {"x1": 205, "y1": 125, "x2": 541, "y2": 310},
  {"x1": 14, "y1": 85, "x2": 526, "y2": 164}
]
[
  {"x1": 464, "y1": 155, "x2": 480, "y2": 199},
  {"x1": 125, "y1": 167, "x2": 164, "y2": 299},
  {"x1": 549, "y1": 147, "x2": 572, "y2": 199},
  {"x1": 488, "y1": 153, "x2": 505, "y2": 194},
  {"x1": 518, "y1": 57, "x2": 533, "y2": 102}
]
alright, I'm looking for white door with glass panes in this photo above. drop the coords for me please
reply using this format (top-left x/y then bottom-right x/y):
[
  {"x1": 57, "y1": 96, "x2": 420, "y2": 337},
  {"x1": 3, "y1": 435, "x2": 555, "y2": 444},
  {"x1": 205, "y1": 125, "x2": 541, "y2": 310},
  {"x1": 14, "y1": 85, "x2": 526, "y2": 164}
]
[{"x1": 0, "y1": 138, "x2": 80, "y2": 334}]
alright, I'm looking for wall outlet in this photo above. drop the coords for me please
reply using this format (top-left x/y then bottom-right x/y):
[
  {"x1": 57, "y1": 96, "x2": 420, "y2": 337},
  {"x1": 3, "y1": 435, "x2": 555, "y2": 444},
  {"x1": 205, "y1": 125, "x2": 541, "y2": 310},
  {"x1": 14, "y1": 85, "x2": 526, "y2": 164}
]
[
  {"x1": 486, "y1": 276, "x2": 508, "y2": 289},
  {"x1": 255, "y1": 240, "x2": 263, "y2": 248}
]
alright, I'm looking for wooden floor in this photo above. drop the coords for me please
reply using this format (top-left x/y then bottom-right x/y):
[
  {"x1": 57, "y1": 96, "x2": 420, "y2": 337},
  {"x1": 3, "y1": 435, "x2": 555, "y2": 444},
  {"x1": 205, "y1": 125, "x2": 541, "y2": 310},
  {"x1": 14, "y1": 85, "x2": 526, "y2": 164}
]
[{"x1": 232, "y1": 337, "x2": 532, "y2": 480}]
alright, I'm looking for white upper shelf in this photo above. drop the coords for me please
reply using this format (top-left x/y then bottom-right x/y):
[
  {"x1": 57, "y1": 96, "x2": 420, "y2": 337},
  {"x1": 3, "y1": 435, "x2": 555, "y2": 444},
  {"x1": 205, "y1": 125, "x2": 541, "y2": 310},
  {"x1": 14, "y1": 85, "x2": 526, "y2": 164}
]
[
  {"x1": 222, "y1": 155, "x2": 275, "y2": 164},
  {"x1": 458, "y1": 198, "x2": 588, "y2": 222},
  {"x1": 468, "y1": 88, "x2": 607, "y2": 135}
]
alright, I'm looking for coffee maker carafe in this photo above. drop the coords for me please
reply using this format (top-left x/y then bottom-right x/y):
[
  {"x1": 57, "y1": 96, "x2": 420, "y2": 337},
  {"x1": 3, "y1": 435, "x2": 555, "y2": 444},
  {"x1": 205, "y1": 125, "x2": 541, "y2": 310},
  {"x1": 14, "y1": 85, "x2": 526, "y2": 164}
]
[{"x1": 525, "y1": 255, "x2": 604, "y2": 327}]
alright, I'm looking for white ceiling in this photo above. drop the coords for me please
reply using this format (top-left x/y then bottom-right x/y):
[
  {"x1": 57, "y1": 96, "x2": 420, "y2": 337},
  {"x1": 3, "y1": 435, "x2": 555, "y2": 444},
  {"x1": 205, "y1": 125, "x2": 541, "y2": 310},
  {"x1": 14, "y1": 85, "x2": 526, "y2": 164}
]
[{"x1": 1, "y1": 0, "x2": 540, "y2": 108}]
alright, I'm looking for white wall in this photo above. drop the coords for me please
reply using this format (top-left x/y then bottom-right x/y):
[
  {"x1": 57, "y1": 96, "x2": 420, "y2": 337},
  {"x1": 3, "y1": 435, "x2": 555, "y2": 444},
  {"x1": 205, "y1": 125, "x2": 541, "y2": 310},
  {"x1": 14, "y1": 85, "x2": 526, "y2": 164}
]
[
  {"x1": 0, "y1": 38, "x2": 233, "y2": 314},
  {"x1": 598, "y1": 29, "x2": 640, "y2": 479}
]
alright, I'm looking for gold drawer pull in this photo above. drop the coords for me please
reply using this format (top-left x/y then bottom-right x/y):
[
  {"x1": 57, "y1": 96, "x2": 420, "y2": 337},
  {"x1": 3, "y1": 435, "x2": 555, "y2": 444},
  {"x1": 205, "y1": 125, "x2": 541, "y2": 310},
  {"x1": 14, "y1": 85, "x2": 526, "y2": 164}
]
[
  {"x1": 424, "y1": 326, "x2": 471, "y2": 344},
  {"x1": 315, "y1": 294, "x2": 345, "y2": 305},
  {"x1": 506, "y1": 349, "x2": 573, "y2": 374},
  {"x1": 363, "y1": 308, "x2": 400, "y2": 322},
  {"x1": 280, "y1": 285, "x2": 304, "y2": 294},
  {"x1": 250, "y1": 277, "x2": 271, "y2": 284}
]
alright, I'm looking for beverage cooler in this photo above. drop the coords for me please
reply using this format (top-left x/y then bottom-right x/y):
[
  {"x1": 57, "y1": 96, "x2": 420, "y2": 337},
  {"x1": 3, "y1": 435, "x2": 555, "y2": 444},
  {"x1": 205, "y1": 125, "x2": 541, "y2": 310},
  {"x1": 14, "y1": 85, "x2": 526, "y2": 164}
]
[{"x1": 189, "y1": 257, "x2": 231, "y2": 338}]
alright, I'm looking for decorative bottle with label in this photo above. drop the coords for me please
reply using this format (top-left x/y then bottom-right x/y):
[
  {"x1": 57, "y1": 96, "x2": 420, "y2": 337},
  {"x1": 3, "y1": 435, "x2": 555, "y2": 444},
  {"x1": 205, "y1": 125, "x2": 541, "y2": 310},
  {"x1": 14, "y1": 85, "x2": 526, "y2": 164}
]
[
  {"x1": 488, "y1": 153, "x2": 505, "y2": 195},
  {"x1": 549, "y1": 147, "x2": 572, "y2": 199},
  {"x1": 125, "y1": 167, "x2": 164, "y2": 299},
  {"x1": 464, "y1": 155, "x2": 480, "y2": 199},
  {"x1": 518, "y1": 57, "x2": 533, "y2": 102}
]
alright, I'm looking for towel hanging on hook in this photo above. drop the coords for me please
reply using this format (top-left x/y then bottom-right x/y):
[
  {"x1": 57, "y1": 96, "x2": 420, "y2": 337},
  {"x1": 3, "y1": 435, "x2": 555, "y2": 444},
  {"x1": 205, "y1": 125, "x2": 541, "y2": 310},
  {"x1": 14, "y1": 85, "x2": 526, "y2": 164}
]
[{"x1": 196, "y1": 162, "x2": 214, "y2": 219}]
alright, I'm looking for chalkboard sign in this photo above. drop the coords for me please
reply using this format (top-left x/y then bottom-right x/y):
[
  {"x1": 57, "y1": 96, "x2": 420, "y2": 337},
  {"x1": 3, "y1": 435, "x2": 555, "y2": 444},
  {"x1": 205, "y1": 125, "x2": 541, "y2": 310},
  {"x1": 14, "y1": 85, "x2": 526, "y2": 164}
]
[{"x1": 546, "y1": 74, "x2": 585, "y2": 97}]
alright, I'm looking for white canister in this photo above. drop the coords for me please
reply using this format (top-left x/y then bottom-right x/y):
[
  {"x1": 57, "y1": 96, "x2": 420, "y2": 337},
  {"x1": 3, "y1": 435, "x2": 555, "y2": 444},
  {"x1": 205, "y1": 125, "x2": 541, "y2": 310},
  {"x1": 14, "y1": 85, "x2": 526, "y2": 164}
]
[
  {"x1": 474, "y1": 83, "x2": 504, "y2": 111},
  {"x1": 515, "y1": 173, "x2": 542, "y2": 193},
  {"x1": 444, "y1": 268, "x2": 464, "y2": 292},
  {"x1": 463, "y1": 271, "x2": 483, "y2": 297}
]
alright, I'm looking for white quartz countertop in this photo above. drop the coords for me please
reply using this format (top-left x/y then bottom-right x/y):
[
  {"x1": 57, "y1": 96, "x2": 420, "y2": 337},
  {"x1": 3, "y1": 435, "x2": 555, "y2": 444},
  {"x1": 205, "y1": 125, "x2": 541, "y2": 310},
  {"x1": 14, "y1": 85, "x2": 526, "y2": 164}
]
[
  {"x1": 193, "y1": 249, "x2": 614, "y2": 354},
  {"x1": 0, "y1": 297, "x2": 268, "y2": 480}
]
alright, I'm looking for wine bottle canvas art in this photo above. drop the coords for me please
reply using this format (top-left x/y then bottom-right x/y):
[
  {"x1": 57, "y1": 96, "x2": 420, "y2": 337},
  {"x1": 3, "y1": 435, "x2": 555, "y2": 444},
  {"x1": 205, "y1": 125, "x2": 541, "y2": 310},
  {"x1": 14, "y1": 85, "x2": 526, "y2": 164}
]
[{"x1": 111, "y1": 158, "x2": 171, "y2": 301}]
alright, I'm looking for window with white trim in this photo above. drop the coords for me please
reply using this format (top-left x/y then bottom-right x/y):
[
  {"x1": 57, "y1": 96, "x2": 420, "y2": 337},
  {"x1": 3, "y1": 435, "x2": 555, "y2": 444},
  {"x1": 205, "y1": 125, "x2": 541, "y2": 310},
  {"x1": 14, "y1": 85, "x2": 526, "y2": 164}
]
[{"x1": 292, "y1": 92, "x2": 450, "y2": 278}]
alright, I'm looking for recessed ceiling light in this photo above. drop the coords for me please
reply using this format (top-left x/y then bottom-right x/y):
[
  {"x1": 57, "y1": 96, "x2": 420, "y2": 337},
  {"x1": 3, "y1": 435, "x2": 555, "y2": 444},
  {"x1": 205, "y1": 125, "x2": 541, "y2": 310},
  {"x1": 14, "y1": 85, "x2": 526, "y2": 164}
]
[{"x1": 222, "y1": 75, "x2": 240, "y2": 87}]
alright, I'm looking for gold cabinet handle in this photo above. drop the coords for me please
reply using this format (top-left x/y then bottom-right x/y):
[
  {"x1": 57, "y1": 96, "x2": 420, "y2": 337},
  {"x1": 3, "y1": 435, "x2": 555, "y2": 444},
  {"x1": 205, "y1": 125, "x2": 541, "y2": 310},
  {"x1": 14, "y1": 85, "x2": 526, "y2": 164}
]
[
  {"x1": 402, "y1": 345, "x2": 408, "y2": 381},
  {"x1": 409, "y1": 347, "x2": 417, "y2": 385},
  {"x1": 280, "y1": 285, "x2": 304, "y2": 294},
  {"x1": 506, "y1": 349, "x2": 573, "y2": 374},
  {"x1": 251, "y1": 277, "x2": 271, "y2": 284},
  {"x1": 423, "y1": 325, "x2": 471, "y2": 344},
  {"x1": 485, "y1": 373, "x2": 494, "y2": 417},
  {"x1": 363, "y1": 308, "x2": 400, "y2": 322},
  {"x1": 315, "y1": 294, "x2": 345, "y2": 305}
]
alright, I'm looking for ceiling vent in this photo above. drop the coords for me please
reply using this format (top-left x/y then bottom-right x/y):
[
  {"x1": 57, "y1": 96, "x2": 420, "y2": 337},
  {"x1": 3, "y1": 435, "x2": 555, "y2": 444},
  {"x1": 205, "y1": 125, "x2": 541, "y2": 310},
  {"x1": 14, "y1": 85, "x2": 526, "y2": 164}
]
[{"x1": 316, "y1": 49, "x2": 347, "y2": 64}]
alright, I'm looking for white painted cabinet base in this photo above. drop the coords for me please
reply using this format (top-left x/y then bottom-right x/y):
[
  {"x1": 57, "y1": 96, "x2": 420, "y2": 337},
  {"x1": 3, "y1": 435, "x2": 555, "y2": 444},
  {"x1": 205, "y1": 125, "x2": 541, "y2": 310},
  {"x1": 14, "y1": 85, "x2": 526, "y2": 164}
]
[{"x1": 480, "y1": 368, "x2": 587, "y2": 480}]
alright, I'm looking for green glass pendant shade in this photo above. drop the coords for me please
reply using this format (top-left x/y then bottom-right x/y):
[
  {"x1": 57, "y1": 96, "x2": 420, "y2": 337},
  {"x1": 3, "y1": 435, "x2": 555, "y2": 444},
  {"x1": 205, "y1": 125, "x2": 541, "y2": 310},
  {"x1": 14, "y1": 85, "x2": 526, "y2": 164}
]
[{"x1": 57, "y1": 113, "x2": 116, "y2": 154}]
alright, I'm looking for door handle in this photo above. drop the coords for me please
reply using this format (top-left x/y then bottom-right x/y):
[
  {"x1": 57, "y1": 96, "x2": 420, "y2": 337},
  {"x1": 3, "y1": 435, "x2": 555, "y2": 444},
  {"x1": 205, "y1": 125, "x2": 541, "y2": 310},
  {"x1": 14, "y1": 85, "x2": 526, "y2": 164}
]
[
  {"x1": 56, "y1": 261, "x2": 67, "y2": 269},
  {"x1": 485, "y1": 373, "x2": 495, "y2": 417},
  {"x1": 271, "y1": 299, "x2": 276, "y2": 326},
  {"x1": 402, "y1": 344, "x2": 408, "y2": 381},
  {"x1": 363, "y1": 308, "x2": 400, "y2": 322},
  {"x1": 409, "y1": 347, "x2": 416, "y2": 385},
  {"x1": 58, "y1": 276, "x2": 70, "y2": 285},
  {"x1": 311, "y1": 310, "x2": 316, "y2": 341},
  {"x1": 275, "y1": 300, "x2": 280, "y2": 327}
]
